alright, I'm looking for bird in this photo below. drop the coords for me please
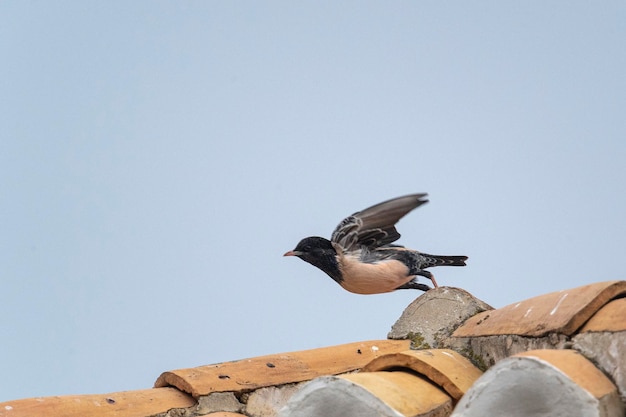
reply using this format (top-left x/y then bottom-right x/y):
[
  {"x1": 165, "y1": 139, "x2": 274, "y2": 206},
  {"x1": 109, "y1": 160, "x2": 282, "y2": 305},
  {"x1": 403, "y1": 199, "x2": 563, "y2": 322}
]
[{"x1": 284, "y1": 193, "x2": 467, "y2": 294}]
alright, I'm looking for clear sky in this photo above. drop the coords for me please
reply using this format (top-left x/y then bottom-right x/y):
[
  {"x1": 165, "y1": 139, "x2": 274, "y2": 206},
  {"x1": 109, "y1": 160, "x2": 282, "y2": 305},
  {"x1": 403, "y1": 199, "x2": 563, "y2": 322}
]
[{"x1": 1, "y1": 1, "x2": 625, "y2": 402}]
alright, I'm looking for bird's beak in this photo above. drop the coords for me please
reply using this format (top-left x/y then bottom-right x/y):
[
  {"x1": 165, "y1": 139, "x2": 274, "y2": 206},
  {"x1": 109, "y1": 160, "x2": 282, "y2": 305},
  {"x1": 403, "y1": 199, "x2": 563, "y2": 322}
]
[{"x1": 283, "y1": 250, "x2": 300, "y2": 257}]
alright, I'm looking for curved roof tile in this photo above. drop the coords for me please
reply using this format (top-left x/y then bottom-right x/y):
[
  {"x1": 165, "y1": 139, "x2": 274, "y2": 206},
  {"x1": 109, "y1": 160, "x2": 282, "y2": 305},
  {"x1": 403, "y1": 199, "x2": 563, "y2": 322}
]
[
  {"x1": 361, "y1": 349, "x2": 482, "y2": 401},
  {"x1": 579, "y1": 297, "x2": 626, "y2": 332},
  {"x1": 154, "y1": 340, "x2": 410, "y2": 397},
  {"x1": 452, "y1": 281, "x2": 626, "y2": 337},
  {"x1": 280, "y1": 372, "x2": 452, "y2": 417},
  {"x1": 0, "y1": 388, "x2": 195, "y2": 417},
  {"x1": 452, "y1": 349, "x2": 624, "y2": 417}
]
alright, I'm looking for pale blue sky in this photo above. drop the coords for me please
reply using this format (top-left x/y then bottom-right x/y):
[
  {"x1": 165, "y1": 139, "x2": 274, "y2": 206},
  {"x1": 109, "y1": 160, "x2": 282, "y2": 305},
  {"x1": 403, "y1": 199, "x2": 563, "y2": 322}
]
[{"x1": 1, "y1": 2, "x2": 625, "y2": 402}]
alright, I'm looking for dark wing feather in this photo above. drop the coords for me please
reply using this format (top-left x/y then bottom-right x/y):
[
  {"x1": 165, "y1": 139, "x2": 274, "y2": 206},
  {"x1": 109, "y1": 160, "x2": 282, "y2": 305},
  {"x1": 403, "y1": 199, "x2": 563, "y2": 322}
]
[{"x1": 330, "y1": 193, "x2": 428, "y2": 251}]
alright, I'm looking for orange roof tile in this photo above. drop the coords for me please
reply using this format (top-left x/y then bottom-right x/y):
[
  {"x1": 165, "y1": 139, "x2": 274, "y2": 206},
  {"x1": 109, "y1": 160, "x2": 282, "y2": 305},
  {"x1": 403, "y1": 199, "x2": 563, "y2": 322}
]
[
  {"x1": 361, "y1": 349, "x2": 482, "y2": 401},
  {"x1": 281, "y1": 372, "x2": 453, "y2": 417},
  {"x1": 579, "y1": 297, "x2": 626, "y2": 332},
  {"x1": 451, "y1": 349, "x2": 624, "y2": 416},
  {"x1": 452, "y1": 280, "x2": 626, "y2": 337},
  {"x1": 155, "y1": 340, "x2": 410, "y2": 398},
  {"x1": 515, "y1": 349, "x2": 618, "y2": 400},
  {"x1": 342, "y1": 371, "x2": 452, "y2": 416},
  {"x1": 0, "y1": 388, "x2": 195, "y2": 417}
]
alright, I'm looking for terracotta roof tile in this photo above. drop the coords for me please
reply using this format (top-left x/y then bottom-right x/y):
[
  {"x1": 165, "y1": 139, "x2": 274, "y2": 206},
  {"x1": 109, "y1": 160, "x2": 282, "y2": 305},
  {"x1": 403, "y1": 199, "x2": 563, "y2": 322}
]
[
  {"x1": 451, "y1": 349, "x2": 624, "y2": 416},
  {"x1": 452, "y1": 280, "x2": 626, "y2": 337},
  {"x1": 579, "y1": 297, "x2": 626, "y2": 332},
  {"x1": 342, "y1": 371, "x2": 452, "y2": 416},
  {"x1": 515, "y1": 349, "x2": 618, "y2": 400},
  {"x1": 0, "y1": 388, "x2": 195, "y2": 417},
  {"x1": 154, "y1": 340, "x2": 410, "y2": 398},
  {"x1": 573, "y1": 299, "x2": 626, "y2": 402},
  {"x1": 361, "y1": 349, "x2": 482, "y2": 401},
  {"x1": 280, "y1": 372, "x2": 452, "y2": 417},
  {"x1": 281, "y1": 349, "x2": 482, "y2": 416}
]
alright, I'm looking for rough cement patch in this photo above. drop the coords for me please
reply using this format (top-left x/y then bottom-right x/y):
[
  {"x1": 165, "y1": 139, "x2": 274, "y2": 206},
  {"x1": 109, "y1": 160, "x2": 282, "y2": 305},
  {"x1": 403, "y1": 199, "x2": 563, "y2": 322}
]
[
  {"x1": 574, "y1": 331, "x2": 626, "y2": 404},
  {"x1": 246, "y1": 383, "x2": 305, "y2": 417},
  {"x1": 388, "y1": 287, "x2": 492, "y2": 349},
  {"x1": 150, "y1": 406, "x2": 197, "y2": 417},
  {"x1": 196, "y1": 392, "x2": 243, "y2": 415},
  {"x1": 447, "y1": 333, "x2": 571, "y2": 370}
]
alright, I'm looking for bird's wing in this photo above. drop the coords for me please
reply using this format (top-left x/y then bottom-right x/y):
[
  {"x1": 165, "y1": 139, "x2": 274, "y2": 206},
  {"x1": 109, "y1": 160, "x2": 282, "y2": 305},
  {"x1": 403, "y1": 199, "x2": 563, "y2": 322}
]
[{"x1": 330, "y1": 193, "x2": 428, "y2": 251}]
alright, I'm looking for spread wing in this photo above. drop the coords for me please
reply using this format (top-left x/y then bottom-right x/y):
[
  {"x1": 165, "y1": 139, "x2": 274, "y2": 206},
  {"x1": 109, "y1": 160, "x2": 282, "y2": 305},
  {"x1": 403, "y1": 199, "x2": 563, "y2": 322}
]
[{"x1": 330, "y1": 193, "x2": 428, "y2": 251}]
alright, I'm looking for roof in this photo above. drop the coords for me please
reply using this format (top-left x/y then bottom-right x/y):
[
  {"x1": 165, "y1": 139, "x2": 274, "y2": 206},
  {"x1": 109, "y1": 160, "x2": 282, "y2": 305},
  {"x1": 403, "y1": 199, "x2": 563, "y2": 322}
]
[
  {"x1": 1, "y1": 280, "x2": 625, "y2": 417},
  {"x1": 154, "y1": 340, "x2": 410, "y2": 397}
]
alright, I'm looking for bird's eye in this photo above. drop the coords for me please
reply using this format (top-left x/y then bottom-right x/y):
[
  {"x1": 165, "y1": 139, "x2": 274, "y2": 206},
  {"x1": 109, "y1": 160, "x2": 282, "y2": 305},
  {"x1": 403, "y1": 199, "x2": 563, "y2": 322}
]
[{"x1": 303, "y1": 245, "x2": 312, "y2": 251}]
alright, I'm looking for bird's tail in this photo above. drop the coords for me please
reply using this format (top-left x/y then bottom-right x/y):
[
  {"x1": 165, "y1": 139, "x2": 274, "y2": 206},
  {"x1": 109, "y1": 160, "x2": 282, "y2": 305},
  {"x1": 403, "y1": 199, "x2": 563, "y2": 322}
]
[{"x1": 421, "y1": 253, "x2": 468, "y2": 268}]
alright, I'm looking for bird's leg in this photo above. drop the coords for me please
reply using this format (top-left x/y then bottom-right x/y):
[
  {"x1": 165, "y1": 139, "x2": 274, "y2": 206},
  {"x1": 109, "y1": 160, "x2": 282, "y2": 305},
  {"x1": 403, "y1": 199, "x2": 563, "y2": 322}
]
[{"x1": 416, "y1": 270, "x2": 438, "y2": 288}]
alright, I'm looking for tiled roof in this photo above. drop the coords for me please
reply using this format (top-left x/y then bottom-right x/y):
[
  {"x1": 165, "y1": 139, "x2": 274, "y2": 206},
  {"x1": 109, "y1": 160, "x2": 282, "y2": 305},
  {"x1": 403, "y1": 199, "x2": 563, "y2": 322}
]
[
  {"x1": 280, "y1": 349, "x2": 482, "y2": 417},
  {"x1": 361, "y1": 349, "x2": 482, "y2": 400},
  {"x1": 154, "y1": 340, "x2": 410, "y2": 397},
  {"x1": 0, "y1": 388, "x2": 194, "y2": 417},
  {"x1": 1, "y1": 280, "x2": 624, "y2": 417},
  {"x1": 579, "y1": 297, "x2": 626, "y2": 332},
  {"x1": 285, "y1": 371, "x2": 453, "y2": 417},
  {"x1": 452, "y1": 280, "x2": 626, "y2": 337},
  {"x1": 451, "y1": 349, "x2": 623, "y2": 417}
]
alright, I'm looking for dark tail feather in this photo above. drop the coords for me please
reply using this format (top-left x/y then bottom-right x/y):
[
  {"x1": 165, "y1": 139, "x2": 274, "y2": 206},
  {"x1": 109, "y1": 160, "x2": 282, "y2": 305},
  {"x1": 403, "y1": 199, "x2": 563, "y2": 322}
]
[{"x1": 422, "y1": 253, "x2": 468, "y2": 268}]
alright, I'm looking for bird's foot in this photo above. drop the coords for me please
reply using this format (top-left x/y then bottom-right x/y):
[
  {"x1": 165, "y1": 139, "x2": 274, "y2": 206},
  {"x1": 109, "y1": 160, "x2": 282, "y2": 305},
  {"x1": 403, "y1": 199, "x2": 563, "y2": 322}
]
[
  {"x1": 395, "y1": 280, "x2": 432, "y2": 292},
  {"x1": 415, "y1": 270, "x2": 438, "y2": 288}
]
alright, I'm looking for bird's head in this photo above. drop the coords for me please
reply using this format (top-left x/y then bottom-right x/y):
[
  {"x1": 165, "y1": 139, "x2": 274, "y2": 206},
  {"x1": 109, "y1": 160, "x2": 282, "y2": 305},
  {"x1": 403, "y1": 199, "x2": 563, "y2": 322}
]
[
  {"x1": 284, "y1": 236, "x2": 335, "y2": 259},
  {"x1": 283, "y1": 236, "x2": 341, "y2": 278}
]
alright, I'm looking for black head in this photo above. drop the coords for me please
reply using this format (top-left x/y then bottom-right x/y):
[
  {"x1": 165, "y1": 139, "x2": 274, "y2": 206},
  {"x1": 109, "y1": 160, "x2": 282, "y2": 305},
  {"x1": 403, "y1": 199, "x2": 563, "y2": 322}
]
[
  {"x1": 284, "y1": 236, "x2": 342, "y2": 283},
  {"x1": 286, "y1": 236, "x2": 334, "y2": 255}
]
